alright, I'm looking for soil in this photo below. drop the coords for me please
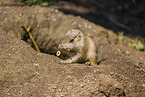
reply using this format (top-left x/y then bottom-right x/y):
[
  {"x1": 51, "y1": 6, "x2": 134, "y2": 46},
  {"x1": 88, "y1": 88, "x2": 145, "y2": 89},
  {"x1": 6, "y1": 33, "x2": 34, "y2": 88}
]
[{"x1": 0, "y1": 0, "x2": 145, "y2": 96}]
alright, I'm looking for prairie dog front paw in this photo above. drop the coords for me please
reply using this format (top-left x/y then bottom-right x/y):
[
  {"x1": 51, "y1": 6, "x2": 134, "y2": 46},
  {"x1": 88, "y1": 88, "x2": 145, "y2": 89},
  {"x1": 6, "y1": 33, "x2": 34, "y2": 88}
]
[{"x1": 60, "y1": 59, "x2": 72, "y2": 64}]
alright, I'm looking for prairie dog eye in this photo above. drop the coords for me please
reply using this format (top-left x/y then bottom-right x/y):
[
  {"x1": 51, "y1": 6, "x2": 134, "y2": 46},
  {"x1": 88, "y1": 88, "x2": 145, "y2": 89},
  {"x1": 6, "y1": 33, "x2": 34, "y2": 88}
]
[{"x1": 70, "y1": 39, "x2": 74, "y2": 43}]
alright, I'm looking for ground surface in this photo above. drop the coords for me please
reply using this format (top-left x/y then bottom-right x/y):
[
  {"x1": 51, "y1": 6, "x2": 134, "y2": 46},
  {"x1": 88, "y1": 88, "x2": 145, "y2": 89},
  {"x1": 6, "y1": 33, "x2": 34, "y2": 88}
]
[{"x1": 0, "y1": 0, "x2": 145, "y2": 96}]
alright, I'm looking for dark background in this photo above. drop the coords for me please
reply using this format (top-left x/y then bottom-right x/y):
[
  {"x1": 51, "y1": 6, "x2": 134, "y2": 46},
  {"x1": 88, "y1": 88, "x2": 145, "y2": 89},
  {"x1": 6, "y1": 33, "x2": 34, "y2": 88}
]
[
  {"x1": 58, "y1": 0, "x2": 145, "y2": 37},
  {"x1": 18, "y1": 0, "x2": 145, "y2": 40}
]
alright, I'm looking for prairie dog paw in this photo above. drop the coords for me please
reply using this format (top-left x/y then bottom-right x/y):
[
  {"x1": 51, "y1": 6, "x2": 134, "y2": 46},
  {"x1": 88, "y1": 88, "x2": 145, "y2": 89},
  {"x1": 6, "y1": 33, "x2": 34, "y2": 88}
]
[
  {"x1": 60, "y1": 59, "x2": 72, "y2": 64},
  {"x1": 85, "y1": 62, "x2": 96, "y2": 66}
]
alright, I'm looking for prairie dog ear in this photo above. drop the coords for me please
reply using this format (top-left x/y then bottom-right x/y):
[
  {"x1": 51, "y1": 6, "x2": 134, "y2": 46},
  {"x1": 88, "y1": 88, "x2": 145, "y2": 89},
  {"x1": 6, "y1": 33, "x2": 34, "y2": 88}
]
[
  {"x1": 78, "y1": 31, "x2": 84, "y2": 38},
  {"x1": 78, "y1": 33, "x2": 82, "y2": 38}
]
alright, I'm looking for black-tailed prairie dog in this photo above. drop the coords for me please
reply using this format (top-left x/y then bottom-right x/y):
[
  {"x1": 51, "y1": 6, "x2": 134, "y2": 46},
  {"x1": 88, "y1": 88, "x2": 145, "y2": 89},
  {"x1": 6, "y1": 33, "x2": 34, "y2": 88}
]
[{"x1": 57, "y1": 29, "x2": 97, "y2": 65}]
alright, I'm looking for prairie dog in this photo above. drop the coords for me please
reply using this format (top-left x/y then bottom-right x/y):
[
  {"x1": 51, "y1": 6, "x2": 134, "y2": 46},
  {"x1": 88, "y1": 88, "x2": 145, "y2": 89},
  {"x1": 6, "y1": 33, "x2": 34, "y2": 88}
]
[{"x1": 58, "y1": 29, "x2": 97, "y2": 65}]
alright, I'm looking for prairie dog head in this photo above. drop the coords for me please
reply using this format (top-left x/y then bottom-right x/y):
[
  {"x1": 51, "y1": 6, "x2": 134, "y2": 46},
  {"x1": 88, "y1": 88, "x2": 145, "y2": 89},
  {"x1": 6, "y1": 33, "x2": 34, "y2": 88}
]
[{"x1": 58, "y1": 29, "x2": 84, "y2": 51}]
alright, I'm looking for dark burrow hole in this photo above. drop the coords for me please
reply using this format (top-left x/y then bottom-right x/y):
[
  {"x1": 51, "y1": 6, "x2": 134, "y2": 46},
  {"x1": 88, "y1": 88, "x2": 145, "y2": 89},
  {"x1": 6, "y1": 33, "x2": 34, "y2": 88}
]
[{"x1": 21, "y1": 30, "x2": 75, "y2": 60}]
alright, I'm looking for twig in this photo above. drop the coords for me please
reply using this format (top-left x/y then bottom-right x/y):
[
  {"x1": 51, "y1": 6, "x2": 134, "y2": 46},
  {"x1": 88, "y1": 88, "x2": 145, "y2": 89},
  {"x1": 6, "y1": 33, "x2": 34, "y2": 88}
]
[
  {"x1": 17, "y1": 17, "x2": 41, "y2": 52},
  {"x1": 136, "y1": 63, "x2": 145, "y2": 73}
]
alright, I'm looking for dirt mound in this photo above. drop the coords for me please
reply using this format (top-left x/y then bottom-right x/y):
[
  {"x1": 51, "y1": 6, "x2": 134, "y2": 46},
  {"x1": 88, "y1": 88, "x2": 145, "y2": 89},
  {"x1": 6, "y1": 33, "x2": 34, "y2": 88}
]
[{"x1": 0, "y1": 1, "x2": 145, "y2": 96}]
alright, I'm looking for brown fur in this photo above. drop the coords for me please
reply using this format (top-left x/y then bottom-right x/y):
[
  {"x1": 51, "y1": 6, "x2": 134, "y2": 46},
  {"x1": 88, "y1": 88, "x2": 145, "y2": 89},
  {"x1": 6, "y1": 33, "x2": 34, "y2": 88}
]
[{"x1": 58, "y1": 29, "x2": 97, "y2": 65}]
